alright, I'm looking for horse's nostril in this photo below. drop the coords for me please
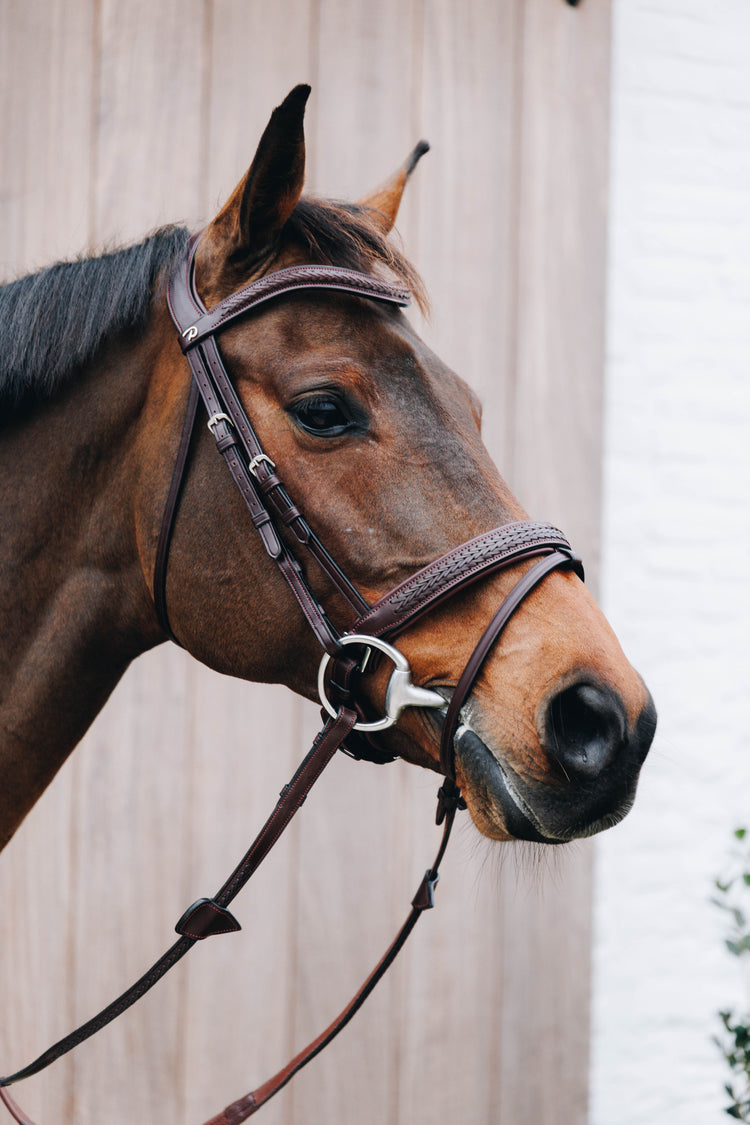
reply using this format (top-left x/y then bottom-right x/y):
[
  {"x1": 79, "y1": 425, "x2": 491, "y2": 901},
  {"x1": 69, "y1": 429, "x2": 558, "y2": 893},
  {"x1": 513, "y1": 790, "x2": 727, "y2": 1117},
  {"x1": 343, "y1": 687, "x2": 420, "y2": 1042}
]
[{"x1": 543, "y1": 682, "x2": 626, "y2": 781}]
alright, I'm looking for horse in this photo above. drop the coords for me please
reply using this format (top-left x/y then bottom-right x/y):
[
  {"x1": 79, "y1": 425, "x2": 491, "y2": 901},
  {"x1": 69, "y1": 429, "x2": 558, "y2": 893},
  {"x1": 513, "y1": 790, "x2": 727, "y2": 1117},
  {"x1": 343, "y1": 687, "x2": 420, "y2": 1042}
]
[
  {"x1": 0, "y1": 82, "x2": 655, "y2": 852},
  {"x1": 0, "y1": 82, "x2": 655, "y2": 1117}
]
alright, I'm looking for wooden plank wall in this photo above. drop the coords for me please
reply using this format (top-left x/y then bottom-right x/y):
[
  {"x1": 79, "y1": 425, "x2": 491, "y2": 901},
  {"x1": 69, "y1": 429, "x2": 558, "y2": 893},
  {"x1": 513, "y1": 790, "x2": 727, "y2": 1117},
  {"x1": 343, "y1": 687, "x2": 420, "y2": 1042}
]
[{"x1": 0, "y1": 2, "x2": 611, "y2": 1123}]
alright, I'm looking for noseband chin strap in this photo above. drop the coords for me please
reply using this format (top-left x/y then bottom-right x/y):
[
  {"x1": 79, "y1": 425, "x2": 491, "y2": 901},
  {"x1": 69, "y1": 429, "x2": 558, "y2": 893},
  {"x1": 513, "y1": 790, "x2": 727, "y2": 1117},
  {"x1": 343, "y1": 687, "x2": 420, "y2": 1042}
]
[{"x1": 1, "y1": 236, "x2": 583, "y2": 1125}]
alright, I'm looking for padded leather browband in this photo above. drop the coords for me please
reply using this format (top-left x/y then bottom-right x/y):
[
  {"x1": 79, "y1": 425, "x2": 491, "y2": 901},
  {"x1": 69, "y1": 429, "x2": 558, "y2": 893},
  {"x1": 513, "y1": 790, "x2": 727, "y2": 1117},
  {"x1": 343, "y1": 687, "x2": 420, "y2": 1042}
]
[{"x1": 176, "y1": 259, "x2": 411, "y2": 352}]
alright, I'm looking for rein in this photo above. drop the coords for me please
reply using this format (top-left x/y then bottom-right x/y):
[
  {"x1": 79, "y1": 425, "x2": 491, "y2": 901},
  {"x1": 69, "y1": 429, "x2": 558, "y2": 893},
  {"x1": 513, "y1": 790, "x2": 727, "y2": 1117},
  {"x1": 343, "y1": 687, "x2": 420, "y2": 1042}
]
[{"x1": 0, "y1": 236, "x2": 583, "y2": 1124}]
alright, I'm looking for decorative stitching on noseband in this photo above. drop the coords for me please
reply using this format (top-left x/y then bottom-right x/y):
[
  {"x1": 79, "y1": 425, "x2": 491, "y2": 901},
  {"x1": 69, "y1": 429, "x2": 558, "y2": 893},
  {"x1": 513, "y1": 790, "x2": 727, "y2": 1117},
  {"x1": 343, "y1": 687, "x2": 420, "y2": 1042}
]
[{"x1": 355, "y1": 522, "x2": 573, "y2": 637}]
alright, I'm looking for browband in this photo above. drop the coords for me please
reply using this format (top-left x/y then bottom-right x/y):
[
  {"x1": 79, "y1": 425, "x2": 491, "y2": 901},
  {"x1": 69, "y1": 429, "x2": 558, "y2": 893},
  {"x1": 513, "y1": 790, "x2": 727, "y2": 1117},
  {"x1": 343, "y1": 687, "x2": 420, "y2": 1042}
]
[{"x1": 174, "y1": 244, "x2": 411, "y2": 352}]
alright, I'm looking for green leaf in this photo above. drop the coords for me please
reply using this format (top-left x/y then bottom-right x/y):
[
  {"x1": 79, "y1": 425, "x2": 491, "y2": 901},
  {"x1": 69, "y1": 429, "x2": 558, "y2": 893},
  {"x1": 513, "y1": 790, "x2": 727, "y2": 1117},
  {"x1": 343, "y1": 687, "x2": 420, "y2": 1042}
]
[{"x1": 735, "y1": 828, "x2": 747, "y2": 840}]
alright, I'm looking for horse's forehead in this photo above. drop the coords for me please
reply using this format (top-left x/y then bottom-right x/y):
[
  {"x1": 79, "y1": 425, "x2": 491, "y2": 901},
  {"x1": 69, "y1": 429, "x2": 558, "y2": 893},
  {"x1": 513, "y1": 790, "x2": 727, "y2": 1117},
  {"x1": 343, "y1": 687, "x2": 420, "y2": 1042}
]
[
  {"x1": 225, "y1": 295, "x2": 456, "y2": 400},
  {"x1": 265, "y1": 289, "x2": 408, "y2": 344}
]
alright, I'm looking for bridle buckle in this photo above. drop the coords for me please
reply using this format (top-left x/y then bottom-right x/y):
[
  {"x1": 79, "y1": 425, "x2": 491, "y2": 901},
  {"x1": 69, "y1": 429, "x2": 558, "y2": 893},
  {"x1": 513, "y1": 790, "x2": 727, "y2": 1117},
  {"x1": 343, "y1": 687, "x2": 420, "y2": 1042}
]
[
  {"x1": 248, "y1": 453, "x2": 276, "y2": 478},
  {"x1": 207, "y1": 412, "x2": 232, "y2": 435}
]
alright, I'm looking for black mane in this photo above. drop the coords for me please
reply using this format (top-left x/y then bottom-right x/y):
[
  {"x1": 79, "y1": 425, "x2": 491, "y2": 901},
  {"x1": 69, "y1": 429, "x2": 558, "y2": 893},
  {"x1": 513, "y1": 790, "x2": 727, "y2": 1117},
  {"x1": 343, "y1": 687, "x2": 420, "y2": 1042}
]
[
  {"x1": 0, "y1": 198, "x2": 424, "y2": 420},
  {"x1": 0, "y1": 225, "x2": 191, "y2": 415}
]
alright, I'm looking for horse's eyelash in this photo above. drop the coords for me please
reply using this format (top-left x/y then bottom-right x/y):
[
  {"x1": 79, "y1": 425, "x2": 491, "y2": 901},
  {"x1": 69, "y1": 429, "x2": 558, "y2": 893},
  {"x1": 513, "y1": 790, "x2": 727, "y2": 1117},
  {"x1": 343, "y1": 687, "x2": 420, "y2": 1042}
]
[{"x1": 300, "y1": 394, "x2": 337, "y2": 406}]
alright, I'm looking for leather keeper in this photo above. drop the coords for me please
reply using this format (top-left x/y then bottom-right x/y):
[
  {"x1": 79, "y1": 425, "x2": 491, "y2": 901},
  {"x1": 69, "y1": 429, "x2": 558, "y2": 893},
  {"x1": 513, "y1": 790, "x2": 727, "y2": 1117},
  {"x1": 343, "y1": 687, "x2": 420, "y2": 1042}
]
[
  {"x1": 255, "y1": 470, "x2": 283, "y2": 495},
  {"x1": 175, "y1": 898, "x2": 242, "y2": 939},
  {"x1": 279, "y1": 504, "x2": 304, "y2": 529},
  {"x1": 215, "y1": 432, "x2": 237, "y2": 454},
  {"x1": 250, "y1": 512, "x2": 283, "y2": 559}
]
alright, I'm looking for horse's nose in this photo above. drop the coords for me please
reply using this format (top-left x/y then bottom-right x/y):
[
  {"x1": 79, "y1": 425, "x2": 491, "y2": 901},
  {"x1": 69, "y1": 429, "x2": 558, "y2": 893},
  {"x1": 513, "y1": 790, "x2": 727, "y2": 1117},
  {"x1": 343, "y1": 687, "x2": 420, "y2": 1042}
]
[{"x1": 541, "y1": 682, "x2": 627, "y2": 781}]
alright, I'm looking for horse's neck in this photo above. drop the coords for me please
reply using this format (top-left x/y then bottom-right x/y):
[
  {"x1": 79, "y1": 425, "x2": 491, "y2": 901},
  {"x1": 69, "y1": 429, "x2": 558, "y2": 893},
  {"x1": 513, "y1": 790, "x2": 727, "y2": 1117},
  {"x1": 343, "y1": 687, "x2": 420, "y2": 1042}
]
[{"x1": 0, "y1": 332, "x2": 168, "y2": 849}]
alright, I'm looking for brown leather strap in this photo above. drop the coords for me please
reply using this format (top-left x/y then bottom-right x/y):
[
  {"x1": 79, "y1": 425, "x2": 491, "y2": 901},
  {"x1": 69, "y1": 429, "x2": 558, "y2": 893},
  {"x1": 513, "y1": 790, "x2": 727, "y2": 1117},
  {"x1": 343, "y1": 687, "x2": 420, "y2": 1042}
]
[
  {"x1": 196, "y1": 330, "x2": 370, "y2": 617},
  {"x1": 164, "y1": 331, "x2": 342, "y2": 652},
  {"x1": 0, "y1": 1089, "x2": 35, "y2": 1125},
  {"x1": 208, "y1": 707, "x2": 357, "y2": 908},
  {"x1": 153, "y1": 379, "x2": 201, "y2": 642},
  {"x1": 439, "y1": 550, "x2": 579, "y2": 777},
  {"x1": 160, "y1": 238, "x2": 377, "y2": 649},
  {"x1": 0, "y1": 723, "x2": 458, "y2": 1125},
  {"x1": 0, "y1": 709, "x2": 358, "y2": 1093},
  {"x1": 197, "y1": 781, "x2": 462, "y2": 1125}
]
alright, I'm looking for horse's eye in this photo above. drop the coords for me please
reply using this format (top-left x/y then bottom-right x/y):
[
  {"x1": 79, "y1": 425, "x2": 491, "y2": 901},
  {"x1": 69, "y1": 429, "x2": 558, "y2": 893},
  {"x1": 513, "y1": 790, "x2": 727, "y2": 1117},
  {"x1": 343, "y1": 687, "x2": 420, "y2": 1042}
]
[{"x1": 290, "y1": 395, "x2": 360, "y2": 437}]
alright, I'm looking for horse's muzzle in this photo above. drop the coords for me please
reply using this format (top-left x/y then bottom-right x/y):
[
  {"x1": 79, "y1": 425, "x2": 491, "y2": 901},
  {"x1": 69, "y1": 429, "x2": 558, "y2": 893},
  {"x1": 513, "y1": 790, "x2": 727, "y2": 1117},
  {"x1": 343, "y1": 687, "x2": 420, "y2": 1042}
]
[{"x1": 455, "y1": 688, "x2": 657, "y2": 843}]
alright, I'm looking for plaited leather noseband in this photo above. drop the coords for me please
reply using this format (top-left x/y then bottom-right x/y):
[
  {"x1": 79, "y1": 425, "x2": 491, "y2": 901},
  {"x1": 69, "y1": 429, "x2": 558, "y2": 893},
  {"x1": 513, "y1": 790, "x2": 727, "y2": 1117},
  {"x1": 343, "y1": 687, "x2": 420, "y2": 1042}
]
[{"x1": 0, "y1": 235, "x2": 583, "y2": 1125}]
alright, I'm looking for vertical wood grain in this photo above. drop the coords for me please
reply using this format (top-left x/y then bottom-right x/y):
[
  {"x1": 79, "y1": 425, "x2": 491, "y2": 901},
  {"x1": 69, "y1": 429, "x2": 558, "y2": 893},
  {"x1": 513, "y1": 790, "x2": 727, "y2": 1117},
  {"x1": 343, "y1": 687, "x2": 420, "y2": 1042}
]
[
  {"x1": 511, "y1": 0, "x2": 612, "y2": 579},
  {"x1": 0, "y1": 1, "x2": 94, "y2": 275},
  {"x1": 309, "y1": 1, "x2": 421, "y2": 197},
  {"x1": 63, "y1": 4, "x2": 207, "y2": 1122},
  {"x1": 414, "y1": 0, "x2": 520, "y2": 468},
  {"x1": 66, "y1": 648, "x2": 195, "y2": 1125},
  {"x1": 0, "y1": 2, "x2": 612, "y2": 1123},
  {"x1": 92, "y1": 0, "x2": 208, "y2": 243},
  {"x1": 0, "y1": 4, "x2": 96, "y2": 1121},
  {"x1": 202, "y1": 0, "x2": 316, "y2": 217},
  {"x1": 178, "y1": 679, "x2": 300, "y2": 1125}
]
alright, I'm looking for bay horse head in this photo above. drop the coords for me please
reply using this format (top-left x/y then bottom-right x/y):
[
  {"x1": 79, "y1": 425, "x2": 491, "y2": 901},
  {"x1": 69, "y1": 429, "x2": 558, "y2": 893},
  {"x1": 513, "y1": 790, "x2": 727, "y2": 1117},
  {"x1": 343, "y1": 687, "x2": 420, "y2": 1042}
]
[{"x1": 0, "y1": 85, "x2": 655, "y2": 852}]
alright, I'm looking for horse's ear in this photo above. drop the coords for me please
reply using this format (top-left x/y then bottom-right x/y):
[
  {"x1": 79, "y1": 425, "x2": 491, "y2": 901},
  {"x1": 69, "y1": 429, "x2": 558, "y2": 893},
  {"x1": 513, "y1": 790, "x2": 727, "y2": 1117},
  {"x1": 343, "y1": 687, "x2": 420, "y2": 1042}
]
[
  {"x1": 358, "y1": 140, "x2": 430, "y2": 234},
  {"x1": 205, "y1": 84, "x2": 310, "y2": 273}
]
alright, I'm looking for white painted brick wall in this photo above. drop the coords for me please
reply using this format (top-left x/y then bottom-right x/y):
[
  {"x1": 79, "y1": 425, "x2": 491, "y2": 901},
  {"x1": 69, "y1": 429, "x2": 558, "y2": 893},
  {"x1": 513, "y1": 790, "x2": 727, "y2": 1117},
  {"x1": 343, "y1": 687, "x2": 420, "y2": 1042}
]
[{"x1": 592, "y1": 2, "x2": 750, "y2": 1123}]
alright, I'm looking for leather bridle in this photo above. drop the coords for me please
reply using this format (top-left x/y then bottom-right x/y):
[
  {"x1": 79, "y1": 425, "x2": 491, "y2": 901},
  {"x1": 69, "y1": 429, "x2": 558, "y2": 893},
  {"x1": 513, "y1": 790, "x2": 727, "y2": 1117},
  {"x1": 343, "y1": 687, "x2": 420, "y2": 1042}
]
[{"x1": 1, "y1": 235, "x2": 583, "y2": 1124}]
